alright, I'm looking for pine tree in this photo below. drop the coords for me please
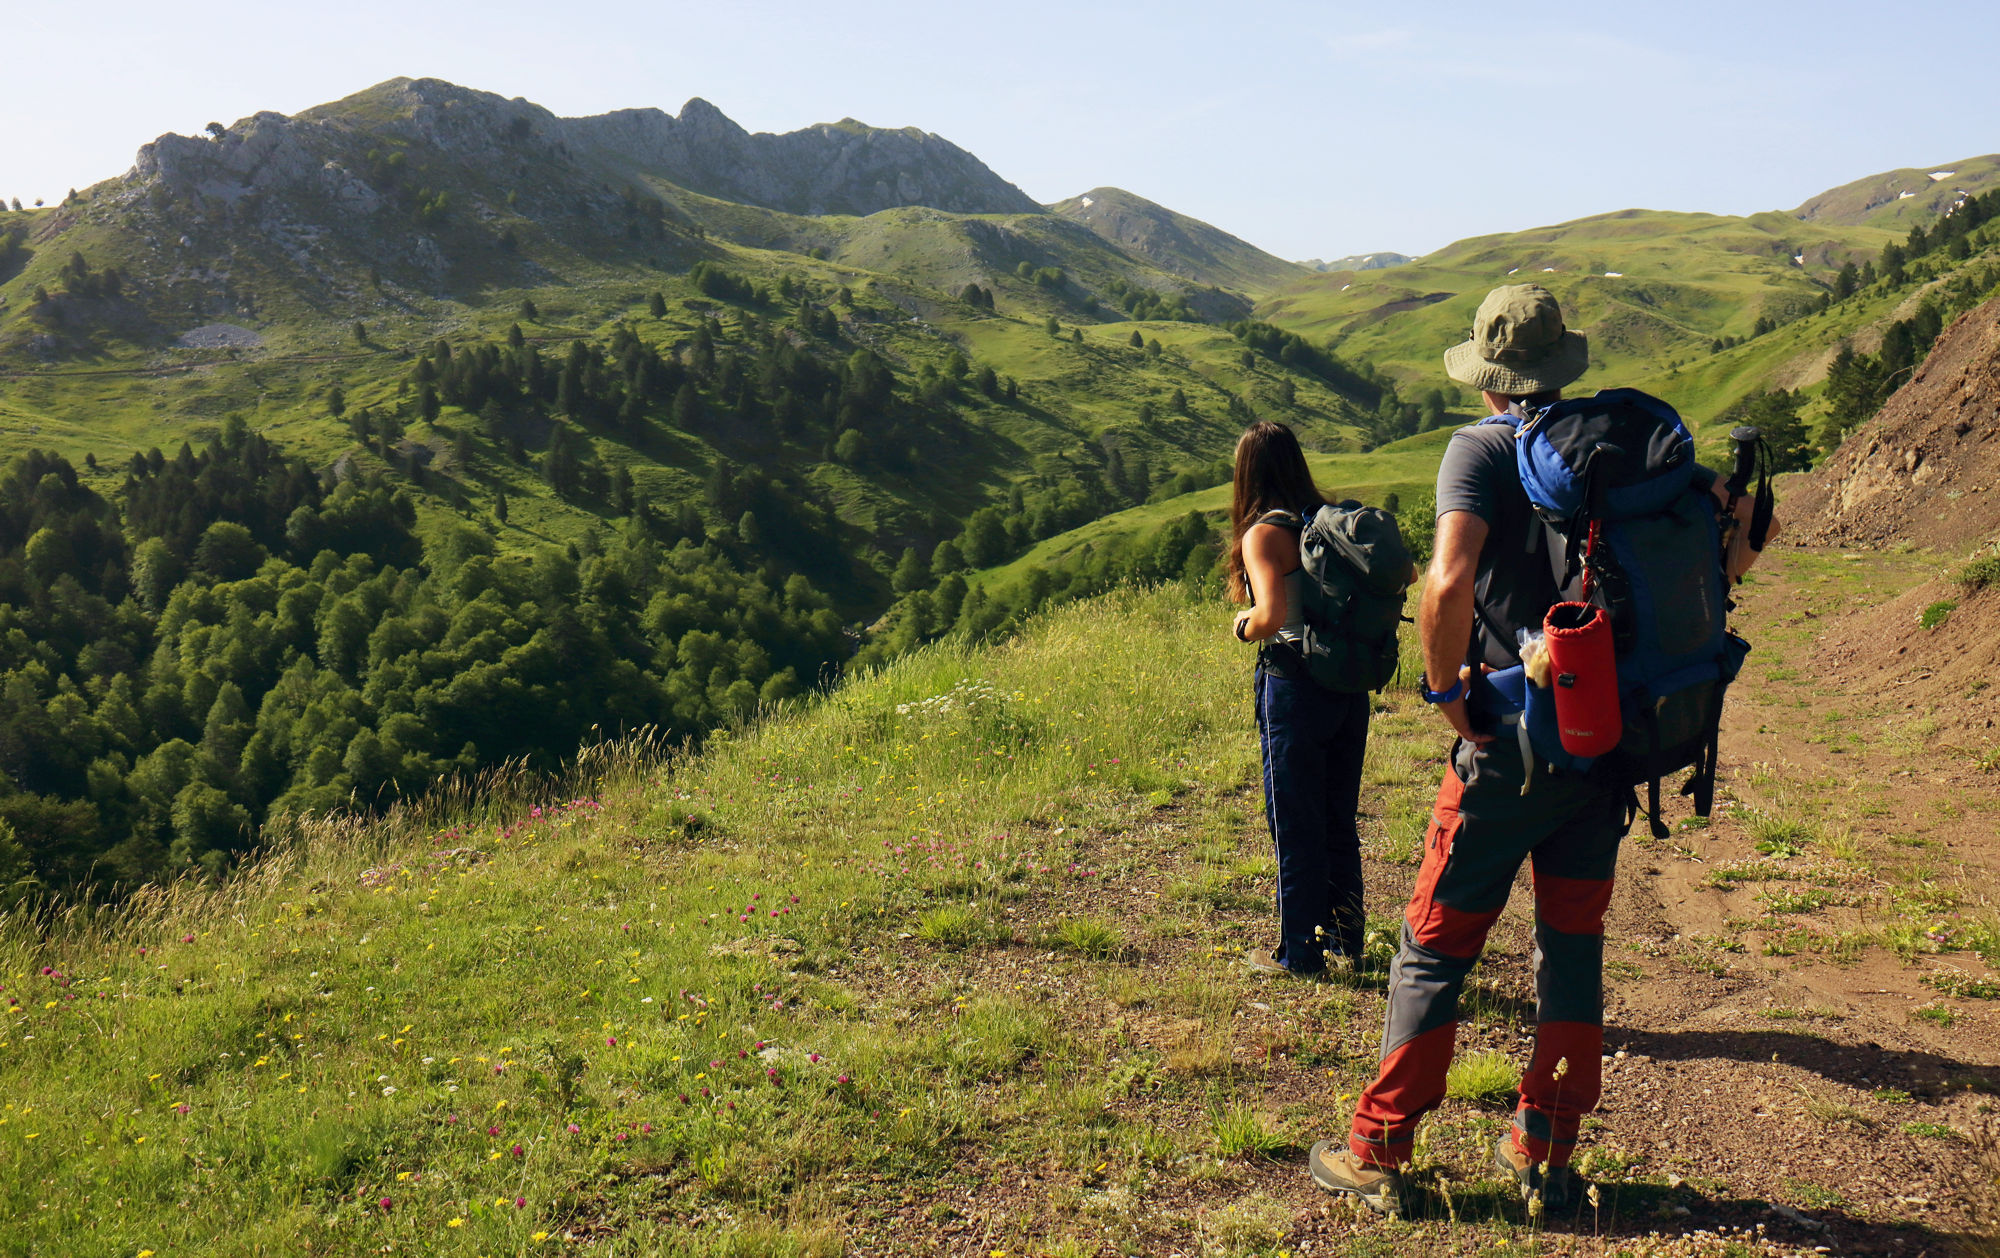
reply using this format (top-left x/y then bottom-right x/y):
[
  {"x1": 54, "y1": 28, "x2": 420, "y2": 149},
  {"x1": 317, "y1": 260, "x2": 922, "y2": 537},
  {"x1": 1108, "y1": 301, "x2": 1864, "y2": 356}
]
[
  {"x1": 891, "y1": 547, "x2": 930, "y2": 594},
  {"x1": 494, "y1": 490, "x2": 509, "y2": 523},
  {"x1": 648, "y1": 292, "x2": 667, "y2": 319},
  {"x1": 671, "y1": 382, "x2": 702, "y2": 430},
  {"x1": 1832, "y1": 262, "x2": 1858, "y2": 301},
  {"x1": 327, "y1": 386, "x2": 346, "y2": 418},
  {"x1": 1129, "y1": 330, "x2": 1145, "y2": 349},
  {"x1": 520, "y1": 298, "x2": 539, "y2": 321}
]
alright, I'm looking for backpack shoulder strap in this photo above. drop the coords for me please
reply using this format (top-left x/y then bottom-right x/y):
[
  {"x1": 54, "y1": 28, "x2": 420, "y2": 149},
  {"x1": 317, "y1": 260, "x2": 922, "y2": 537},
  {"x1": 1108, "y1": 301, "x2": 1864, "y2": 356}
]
[{"x1": 1254, "y1": 508, "x2": 1305, "y2": 531}]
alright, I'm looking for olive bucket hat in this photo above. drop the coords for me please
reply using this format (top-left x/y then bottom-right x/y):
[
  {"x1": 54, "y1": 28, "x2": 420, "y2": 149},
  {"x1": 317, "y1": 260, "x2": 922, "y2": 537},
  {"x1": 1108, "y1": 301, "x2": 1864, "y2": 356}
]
[{"x1": 1442, "y1": 283, "x2": 1589, "y2": 395}]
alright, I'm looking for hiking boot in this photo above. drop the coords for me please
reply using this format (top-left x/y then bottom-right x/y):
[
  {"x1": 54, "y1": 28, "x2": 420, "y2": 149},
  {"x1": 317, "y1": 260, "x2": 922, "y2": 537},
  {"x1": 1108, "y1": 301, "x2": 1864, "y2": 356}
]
[
  {"x1": 1493, "y1": 1133, "x2": 1579, "y2": 1212},
  {"x1": 1308, "y1": 1140, "x2": 1404, "y2": 1216},
  {"x1": 1244, "y1": 948, "x2": 1326, "y2": 980}
]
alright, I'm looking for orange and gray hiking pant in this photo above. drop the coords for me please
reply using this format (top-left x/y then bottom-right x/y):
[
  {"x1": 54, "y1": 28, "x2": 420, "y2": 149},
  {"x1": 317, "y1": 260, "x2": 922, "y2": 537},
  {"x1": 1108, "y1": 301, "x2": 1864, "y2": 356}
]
[{"x1": 1349, "y1": 737, "x2": 1629, "y2": 1168}]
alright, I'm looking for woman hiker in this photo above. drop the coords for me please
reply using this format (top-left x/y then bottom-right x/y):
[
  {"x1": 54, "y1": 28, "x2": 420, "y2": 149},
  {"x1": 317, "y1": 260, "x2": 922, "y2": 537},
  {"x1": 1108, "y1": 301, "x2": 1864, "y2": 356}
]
[{"x1": 1228, "y1": 421, "x2": 1371, "y2": 979}]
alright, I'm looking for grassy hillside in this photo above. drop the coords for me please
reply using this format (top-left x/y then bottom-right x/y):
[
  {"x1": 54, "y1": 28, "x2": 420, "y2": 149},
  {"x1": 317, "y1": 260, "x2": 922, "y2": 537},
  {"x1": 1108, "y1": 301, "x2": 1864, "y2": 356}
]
[
  {"x1": 969, "y1": 427, "x2": 1452, "y2": 600},
  {"x1": 0, "y1": 586, "x2": 1380, "y2": 1254},
  {"x1": 1256, "y1": 208, "x2": 1897, "y2": 392},
  {"x1": 1790, "y1": 152, "x2": 2000, "y2": 228}
]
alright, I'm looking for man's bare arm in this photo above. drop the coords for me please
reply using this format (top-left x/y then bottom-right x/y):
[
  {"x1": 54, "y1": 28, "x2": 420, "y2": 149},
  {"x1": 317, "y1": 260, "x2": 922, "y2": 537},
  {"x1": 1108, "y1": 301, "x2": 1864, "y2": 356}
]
[{"x1": 1420, "y1": 511, "x2": 1493, "y2": 745}]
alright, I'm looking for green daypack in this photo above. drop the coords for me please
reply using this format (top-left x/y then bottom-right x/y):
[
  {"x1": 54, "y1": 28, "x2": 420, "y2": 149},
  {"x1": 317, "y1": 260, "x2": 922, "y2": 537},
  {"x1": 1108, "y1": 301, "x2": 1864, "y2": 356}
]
[{"x1": 1261, "y1": 500, "x2": 1412, "y2": 693}]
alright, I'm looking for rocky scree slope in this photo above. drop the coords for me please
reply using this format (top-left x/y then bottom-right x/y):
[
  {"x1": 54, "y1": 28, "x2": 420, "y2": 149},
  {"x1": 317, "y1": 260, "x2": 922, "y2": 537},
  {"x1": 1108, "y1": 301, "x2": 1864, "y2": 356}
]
[{"x1": 1786, "y1": 290, "x2": 2000, "y2": 553}]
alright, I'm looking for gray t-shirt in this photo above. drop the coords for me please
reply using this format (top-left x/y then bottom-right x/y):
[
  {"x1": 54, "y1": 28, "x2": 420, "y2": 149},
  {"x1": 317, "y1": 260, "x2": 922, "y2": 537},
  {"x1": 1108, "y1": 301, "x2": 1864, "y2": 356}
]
[{"x1": 1435, "y1": 424, "x2": 1557, "y2": 670}]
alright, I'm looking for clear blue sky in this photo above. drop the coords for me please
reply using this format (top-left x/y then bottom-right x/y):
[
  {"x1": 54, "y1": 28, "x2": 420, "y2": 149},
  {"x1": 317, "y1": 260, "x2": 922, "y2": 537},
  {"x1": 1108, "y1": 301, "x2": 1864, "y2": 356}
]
[{"x1": 10, "y1": 0, "x2": 1999, "y2": 260}]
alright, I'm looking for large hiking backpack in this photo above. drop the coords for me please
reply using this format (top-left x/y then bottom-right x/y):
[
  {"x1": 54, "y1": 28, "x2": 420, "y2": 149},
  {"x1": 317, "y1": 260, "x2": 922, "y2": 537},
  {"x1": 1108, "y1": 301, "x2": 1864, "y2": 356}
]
[
  {"x1": 1260, "y1": 501, "x2": 1412, "y2": 693},
  {"x1": 1480, "y1": 389, "x2": 1750, "y2": 837}
]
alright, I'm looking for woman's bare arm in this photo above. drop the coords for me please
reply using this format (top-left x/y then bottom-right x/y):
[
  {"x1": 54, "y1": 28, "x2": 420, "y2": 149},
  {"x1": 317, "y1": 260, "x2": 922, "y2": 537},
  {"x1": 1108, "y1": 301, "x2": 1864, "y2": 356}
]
[{"x1": 1233, "y1": 524, "x2": 1299, "y2": 641}]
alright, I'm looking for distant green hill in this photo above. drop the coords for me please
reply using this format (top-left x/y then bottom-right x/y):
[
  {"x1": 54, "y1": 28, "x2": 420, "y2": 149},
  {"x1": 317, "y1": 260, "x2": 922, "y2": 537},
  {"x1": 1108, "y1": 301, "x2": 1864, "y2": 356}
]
[
  {"x1": 1255, "y1": 208, "x2": 1897, "y2": 390},
  {"x1": 1789, "y1": 153, "x2": 2000, "y2": 229},
  {"x1": 1049, "y1": 187, "x2": 1309, "y2": 296}
]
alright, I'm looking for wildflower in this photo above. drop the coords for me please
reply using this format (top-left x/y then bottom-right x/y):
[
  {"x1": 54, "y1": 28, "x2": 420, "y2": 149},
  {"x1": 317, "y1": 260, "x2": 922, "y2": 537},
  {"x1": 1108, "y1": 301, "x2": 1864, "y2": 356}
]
[
  {"x1": 487, "y1": 1125, "x2": 502, "y2": 1137},
  {"x1": 378, "y1": 1197, "x2": 393, "y2": 1211},
  {"x1": 809, "y1": 1053, "x2": 821, "y2": 1063},
  {"x1": 565, "y1": 1123, "x2": 581, "y2": 1134},
  {"x1": 512, "y1": 1143, "x2": 524, "y2": 1157},
  {"x1": 448, "y1": 1217, "x2": 465, "y2": 1228},
  {"x1": 640, "y1": 1123, "x2": 653, "y2": 1134},
  {"x1": 837, "y1": 1075, "x2": 851, "y2": 1085},
  {"x1": 606, "y1": 1036, "x2": 617, "y2": 1047},
  {"x1": 516, "y1": 1196, "x2": 527, "y2": 1208},
  {"x1": 532, "y1": 1234, "x2": 550, "y2": 1243}
]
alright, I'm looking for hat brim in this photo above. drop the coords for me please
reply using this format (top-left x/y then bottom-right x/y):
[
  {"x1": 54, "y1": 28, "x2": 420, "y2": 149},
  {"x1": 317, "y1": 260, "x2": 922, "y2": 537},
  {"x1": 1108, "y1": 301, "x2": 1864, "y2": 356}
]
[{"x1": 1443, "y1": 330, "x2": 1590, "y2": 395}]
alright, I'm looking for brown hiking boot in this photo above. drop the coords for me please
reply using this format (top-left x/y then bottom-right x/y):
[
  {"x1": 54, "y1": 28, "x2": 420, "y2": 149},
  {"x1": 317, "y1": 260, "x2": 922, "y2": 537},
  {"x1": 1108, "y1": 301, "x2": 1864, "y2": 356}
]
[
  {"x1": 1493, "y1": 1133, "x2": 1578, "y2": 1212},
  {"x1": 1308, "y1": 1140, "x2": 1404, "y2": 1216}
]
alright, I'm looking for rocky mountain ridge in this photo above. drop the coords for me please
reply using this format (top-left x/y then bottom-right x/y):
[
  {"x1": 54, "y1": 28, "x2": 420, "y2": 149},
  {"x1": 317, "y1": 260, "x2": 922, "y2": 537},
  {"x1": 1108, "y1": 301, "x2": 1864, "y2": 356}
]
[{"x1": 130, "y1": 77, "x2": 1039, "y2": 224}]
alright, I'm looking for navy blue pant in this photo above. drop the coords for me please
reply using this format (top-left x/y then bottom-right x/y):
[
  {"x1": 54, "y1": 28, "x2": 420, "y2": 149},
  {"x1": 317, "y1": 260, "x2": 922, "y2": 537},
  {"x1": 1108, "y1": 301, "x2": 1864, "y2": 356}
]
[{"x1": 1254, "y1": 665, "x2": 1370, "y2": 974}]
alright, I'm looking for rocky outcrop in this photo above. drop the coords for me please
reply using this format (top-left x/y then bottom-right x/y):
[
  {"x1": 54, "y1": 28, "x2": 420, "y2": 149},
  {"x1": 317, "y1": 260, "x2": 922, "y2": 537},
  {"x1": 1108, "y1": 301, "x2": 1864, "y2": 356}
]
[
  {"x1": 561, "y1": 98, "x2": 1038, "y2": 217},
  {"x1": 131, "y1": 111, "x2": 370, "y2": 210}
]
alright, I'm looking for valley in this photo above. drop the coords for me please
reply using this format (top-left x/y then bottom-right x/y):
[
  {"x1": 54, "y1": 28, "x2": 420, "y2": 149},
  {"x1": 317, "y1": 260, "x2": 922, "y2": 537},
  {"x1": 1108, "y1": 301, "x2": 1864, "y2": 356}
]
[{"x1": 0, "y1": 71, "x2": 1997, "y2": 1256}]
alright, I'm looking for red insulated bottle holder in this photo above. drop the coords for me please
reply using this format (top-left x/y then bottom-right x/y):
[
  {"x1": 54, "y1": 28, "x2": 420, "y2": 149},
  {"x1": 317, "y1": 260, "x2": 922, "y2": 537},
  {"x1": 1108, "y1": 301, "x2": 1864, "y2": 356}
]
[{"x1": 1542, "y1": 601, "x2": 1621, "y2": 758}]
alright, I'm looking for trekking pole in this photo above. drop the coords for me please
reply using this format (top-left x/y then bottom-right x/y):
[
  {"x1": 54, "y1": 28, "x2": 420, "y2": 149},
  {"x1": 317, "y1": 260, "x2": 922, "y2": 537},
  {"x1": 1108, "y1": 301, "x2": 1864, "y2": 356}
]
[{"x1": 1721, "y1": 426, "x2": 1756, "y2": 561}]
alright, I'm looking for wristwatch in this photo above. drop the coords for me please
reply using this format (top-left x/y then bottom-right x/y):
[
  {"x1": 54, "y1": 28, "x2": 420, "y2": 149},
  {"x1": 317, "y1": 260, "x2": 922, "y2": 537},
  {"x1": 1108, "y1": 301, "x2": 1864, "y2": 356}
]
[{"x1": 1420, "y1": 676, "x2": 1464, "y2": 705}]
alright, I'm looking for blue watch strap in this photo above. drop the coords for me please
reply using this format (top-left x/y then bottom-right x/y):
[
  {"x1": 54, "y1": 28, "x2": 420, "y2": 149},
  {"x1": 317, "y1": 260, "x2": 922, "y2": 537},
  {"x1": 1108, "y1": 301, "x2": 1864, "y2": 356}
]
[{"x1": 1421, "y1": 677, "x2": 1464, "y2": 705}]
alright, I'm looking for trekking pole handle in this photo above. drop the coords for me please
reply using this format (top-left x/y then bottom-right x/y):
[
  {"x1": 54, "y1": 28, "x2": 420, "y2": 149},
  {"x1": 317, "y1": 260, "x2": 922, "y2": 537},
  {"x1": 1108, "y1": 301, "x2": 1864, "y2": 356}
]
[{"x1": 1726, "y1": 425, "x2": 1760, "y2": 502}]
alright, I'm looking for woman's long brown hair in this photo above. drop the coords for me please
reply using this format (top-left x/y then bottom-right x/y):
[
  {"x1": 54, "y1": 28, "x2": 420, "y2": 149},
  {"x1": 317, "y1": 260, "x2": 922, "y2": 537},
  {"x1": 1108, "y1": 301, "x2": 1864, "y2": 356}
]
[{"x1": 1227, "y1": 421, "x2": 1325, "y2": 603}]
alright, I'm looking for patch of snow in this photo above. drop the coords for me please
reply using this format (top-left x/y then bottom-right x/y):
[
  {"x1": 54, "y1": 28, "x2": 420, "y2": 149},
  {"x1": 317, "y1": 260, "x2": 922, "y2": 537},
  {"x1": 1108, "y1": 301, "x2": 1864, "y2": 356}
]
[
  {"x1": 1542, "y1": 267, "x2": 1557, "y2": 273},
  {"x1": 1339, "y1": 283, "x2": 1351, "y2": 291},
  {"x1": 1506, "y1": 267, "x2": 1519, "y2": 275},
  {"x1": 1897, "y1": 190, "x2": 1916, "y2": 199},
  {"x1": 1603, "y1": 272, "x2": 1623, "y2": 278},
  {"x1": 1793, "y1": 254, "x2": 1804, "y2": 265},
  {"x1": 1929, "y1": 170, "x2": 1956, "y2": 181},
  {"x1": 1079, "y1": 196, "x2": 1094, "y2": 207}
]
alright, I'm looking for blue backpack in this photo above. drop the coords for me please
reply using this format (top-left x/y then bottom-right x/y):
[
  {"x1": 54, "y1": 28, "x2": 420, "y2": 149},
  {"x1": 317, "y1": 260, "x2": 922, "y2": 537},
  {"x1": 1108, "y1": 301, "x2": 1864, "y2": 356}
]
[{"x1": 1478, "y1": 389, "x2": 1749, "y2": 837}]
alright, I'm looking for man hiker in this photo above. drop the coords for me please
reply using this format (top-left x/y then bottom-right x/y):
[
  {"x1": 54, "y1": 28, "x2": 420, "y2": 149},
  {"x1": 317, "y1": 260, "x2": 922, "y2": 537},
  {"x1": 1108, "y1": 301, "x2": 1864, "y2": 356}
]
[{"x1": 1305, "y1": 285, "x2": 1777, "y2": 1215}]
